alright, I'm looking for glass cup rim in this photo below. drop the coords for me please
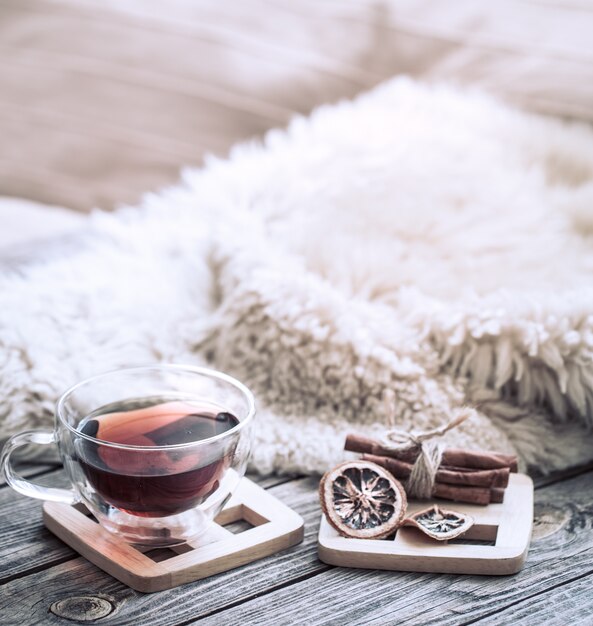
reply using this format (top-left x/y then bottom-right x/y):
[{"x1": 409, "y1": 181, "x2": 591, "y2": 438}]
[{"x1": 56, "y1": 364, "x2": 256, "y2": 451}]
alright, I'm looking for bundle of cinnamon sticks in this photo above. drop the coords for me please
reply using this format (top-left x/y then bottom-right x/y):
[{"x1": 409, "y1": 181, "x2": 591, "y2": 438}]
[{"x1": 345, "y1": 433, "x2": 518, "y2": 505}]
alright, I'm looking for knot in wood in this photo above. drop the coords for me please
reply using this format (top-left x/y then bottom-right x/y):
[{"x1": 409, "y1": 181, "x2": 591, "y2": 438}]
[
  {"x1": 50, "y1": 596, "x2": 115, "y2": 621},
  {"x1": 532, "y1": 504, "x2": 570, "y2": 541}
]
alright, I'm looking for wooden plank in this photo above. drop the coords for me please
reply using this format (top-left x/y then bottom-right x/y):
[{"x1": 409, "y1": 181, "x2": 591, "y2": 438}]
[
  {"x1": 469, "y1": 573, "x2": 593, "y2": 626},
  {"x1": 532, "y1": 460, "x2": 593, "y2": 489},
  {"x1": 252, "y1": 472, "x2": 301, "y2": 490},
  {"x1": 2, "y1": 468, "x2": 591, "y2": 625},
  {"x1": 0, "y1": 468, "x2": 297, "y2": 583},
  {"x1": 0, "y1": 469, "x2": 77, "y2": 583},
  {"x1": 0, "y1": 461, "x2": 60, "y2": 487},
  {"x1": 186, "y1": 470, "x2": 593, "y2": 626},
  {"x1": 0, "y1": 477, "x2": 326, "y2": 625}
]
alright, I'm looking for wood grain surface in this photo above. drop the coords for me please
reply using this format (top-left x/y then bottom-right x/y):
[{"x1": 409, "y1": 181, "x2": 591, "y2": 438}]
[
  {"x1": 0, "y1": 465, "x2": 592, "y2": 625},
  {"x1": 0, "y1": 460, "x2": 60, "y2": 488}
]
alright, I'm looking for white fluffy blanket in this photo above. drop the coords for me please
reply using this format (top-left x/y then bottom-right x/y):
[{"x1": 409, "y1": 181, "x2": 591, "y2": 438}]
[{"x1": 2, "y1": 78, "x2": 593, "y2": 475}]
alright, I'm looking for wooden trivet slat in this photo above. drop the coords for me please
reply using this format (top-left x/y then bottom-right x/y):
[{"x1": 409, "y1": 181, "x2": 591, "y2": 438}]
[
  {"x1": 43, "y1": 478, "x2": 304, "y2": 592},
  {"x1": 318, "y1": 473, "x2": 533, "y2": 575}
]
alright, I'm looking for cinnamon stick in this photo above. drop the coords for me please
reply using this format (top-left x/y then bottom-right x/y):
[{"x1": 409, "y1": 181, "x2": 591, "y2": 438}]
[
  {"x1": 361, "y1": 454, "x2": 510, "y2": 488},
  {"x1": 433, "y1": 483, "x2": 491, "y2": 506},
  {"x1": 490, "y1": 488, "x2": 505, "y2": 504},
  {"x1": 433, "y1": 484, "x2": 504, "y2": 505},
  {"x1": 365, "y1": 453, "x2": 497, "y2": 505},
  {"x1": 345, "y1": 434, "x2": 518, "y2": 472},
  {"x1": 440, "y1": 465, "x2": 510, "y2": 488}
]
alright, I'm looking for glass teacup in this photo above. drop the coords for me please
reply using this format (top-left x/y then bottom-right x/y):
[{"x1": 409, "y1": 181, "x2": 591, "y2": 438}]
[{"x1": 0, "y1": 365, "x2": 255, "y2": 546}]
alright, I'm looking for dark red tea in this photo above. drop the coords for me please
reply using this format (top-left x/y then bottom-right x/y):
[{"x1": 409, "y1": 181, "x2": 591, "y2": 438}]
[{"x1": 77, "y1": 398, "x2": 239, "y2": 518}]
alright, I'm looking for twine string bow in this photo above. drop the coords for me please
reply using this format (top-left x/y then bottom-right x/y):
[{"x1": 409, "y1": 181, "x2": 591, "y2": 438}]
[{"x1": 381, "y1": 390, "x2": 472, "y2": 499}]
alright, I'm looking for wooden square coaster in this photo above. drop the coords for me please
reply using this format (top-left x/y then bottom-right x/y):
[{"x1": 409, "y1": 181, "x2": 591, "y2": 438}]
[
  {"x1": 318, "y1": 473, "x2": 533, "y2": 575},
  {"x1": 43, "y1": 478, "x2": 304, "y2": 592}
]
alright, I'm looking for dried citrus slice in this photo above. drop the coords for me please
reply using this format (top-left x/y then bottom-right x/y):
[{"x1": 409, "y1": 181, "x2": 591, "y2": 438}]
[
  {"x1": 319, "y1": 460, "x2": 407, "y2": 539},
  {"x1": 403, "y1": 505, "x2": 474, "y2": 541}
]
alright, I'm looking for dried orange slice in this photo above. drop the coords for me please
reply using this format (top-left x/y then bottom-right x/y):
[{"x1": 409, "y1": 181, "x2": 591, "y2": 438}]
[
  {"x1": 403, "y1": 505, "x2": 474, "y2": 541},
  {"x1": 319, "y1": 460, "x2": 407, "y2": 539}
]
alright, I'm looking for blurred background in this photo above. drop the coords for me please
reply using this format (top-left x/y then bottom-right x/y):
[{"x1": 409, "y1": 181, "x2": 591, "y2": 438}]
[{"x1": 1, "y1": 0, "x2": 592, "y2": 249}]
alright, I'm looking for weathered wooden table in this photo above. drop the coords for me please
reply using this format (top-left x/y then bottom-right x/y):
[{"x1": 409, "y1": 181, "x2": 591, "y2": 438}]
[{"x1": 2, "y1": 461, "x2": 592, "y2": 625}]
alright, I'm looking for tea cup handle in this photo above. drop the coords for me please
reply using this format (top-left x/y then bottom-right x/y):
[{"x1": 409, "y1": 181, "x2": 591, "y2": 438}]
[{"x1": 1, "y1": 430, "x2": 78, "y2": 504}]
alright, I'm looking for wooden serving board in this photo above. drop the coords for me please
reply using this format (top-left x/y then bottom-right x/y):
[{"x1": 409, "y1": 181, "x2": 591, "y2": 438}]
[
  {"x1": 318, "y1": 473, "x2": 533, "y2": 575},
  {"x1": 43, "y1": 477, "x2": 304, "y2": 592}
]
